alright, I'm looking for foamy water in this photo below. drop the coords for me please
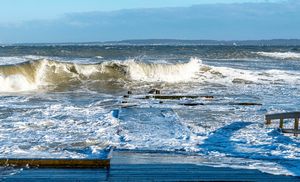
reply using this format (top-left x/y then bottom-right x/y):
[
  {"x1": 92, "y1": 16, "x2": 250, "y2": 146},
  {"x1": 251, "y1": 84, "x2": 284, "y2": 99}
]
[
  {"x1": 1, "y1": 57, "x2": 300, "y2": 93},
  {"x1": 125, "y1": 58, "x2": 201, "y2": 82},
  {"x1": 256, "y1": 51, "x2": 300, "y2": 59},
  {"x1": 0, "y1": 45, "x2": 300, "y2": 176},
  {"x1": 0, "y1": 58, "x2": 203, "y2": 92}
]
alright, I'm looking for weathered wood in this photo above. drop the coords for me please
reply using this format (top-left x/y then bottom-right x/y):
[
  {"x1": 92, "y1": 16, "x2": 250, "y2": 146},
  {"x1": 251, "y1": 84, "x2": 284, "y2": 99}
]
[
  {"x1": 281, "y1": 129, "x2": 300, "y2": 134},
  {"x1": 295, "y1": 118, "x2": 299, "y2": 137},
  {"x1": 179, "y1": 103, "x2": 204, "y2": 106},
  {"x1": 148, "y1": 89, "x2": 161, "y2": 94},
  {"x1": 266, "y1": 119, "x2": 271, "y2": 125},
  {"x1": 144, "y1": 95, "x2": 213, "y2": 100},
  {"x1": 0, "y1": 158, "x2": 110, "y2": 168},
  {"x1": 230, "y1": 102, "x2": 262, "y2": 106},
  {"x1": 265, "y1": 112, "x2": 300, "y2": 120},
  {"x1": 120, "y1": 103, "x2": 139, "y2": 108},
  {"x1": 265, "y1": 112, "x2": 300, "y2": 136},
  {"x1": 279, "y1": 118, "x2": 284, "y2": 128}
]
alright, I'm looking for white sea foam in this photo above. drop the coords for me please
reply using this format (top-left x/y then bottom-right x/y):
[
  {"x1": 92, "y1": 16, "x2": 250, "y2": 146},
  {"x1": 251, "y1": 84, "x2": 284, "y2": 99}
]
[
  {"x1": 0, "y1": 58, "x2": 203, "y2": 92},
  {"x1": 0, "y1": 56, "x2": 300, "y2": 93},
  {"x1": 2, "y1": 47, "x2": 300, "y2": 178},
  {"x1": 0, "y1": 55, "x2": 53, "y2": 65},
  {"x1": 116, "y1": 107, "x2": 200, "y2": 152},
  {"x1": 0, "y1": 56, "x2": 27, "y2": 65},
  {"x1": 0, "y1": 74, "x2": 38, "y2": 92},
  {"x1": 0, "y1": 100, "x2": 120, "y2": 159},
  {"x1": 197, "y1": 64, "x2": 300, "y2": 85},
  {"x1": 256, "y1": 51, "x2": 300, "y2": 59},
  {"x1": 125, "y1": 58, "x2": 201, "y2": 82}
]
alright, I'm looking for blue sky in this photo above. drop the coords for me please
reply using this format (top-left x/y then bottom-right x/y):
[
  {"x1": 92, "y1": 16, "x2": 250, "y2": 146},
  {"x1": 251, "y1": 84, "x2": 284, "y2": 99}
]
[
  {"x1": 0, "y1": 0, "x2": 297, "y2": 43},
  {"x1": 0, "y1": 0, "x2": 282, "y2": 23}
]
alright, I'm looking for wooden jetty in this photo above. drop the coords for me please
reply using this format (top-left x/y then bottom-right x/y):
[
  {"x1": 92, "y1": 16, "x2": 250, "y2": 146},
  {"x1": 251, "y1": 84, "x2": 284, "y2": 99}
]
[
  {"x1": 0, "y1": 158, "x2": 110, "y2": 168},
  {"x1": 144, "y1": 95, "x2": 214, "y2": 100},
  {"x1": 3, "y1": 151, "x2": 300, "y2": 181},
  {"x1": 230, "y1": 102, "x2": 262, "y2": 106},
  {"x1": 124, "y1": 90, "x2": 262, "y2": 106},
  {"x1": 0, "y1": 148, "x2": 113, "y2": 169},
  {"x1": 266, "y1": 112, "x2": 300, "y2": 136}
]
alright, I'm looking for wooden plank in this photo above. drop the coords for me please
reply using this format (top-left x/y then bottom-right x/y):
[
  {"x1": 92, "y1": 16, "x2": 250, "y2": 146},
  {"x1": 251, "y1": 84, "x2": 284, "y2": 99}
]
[
  {"x1": 295, "y1": 118, "x2": 299, "y2": 137},
  {"x1": 281, "y1": 129, "x2": 300, "y2": 134},
  {"x1": 144, "y1": 95, "x2": 213, "y2": 100},
  {"x1": 230, "y1": 102, "x2": 262, "y2": 106},
  {"x1": 0, "y1": 158, "x2": 110, "y2": 168},
  {"x1": 279, "y1": 118, "x2": 284, "y2": 128},
  {"x1": 178, "y1": 103, "x2": 204, "y2": 106},
  {"x1": 265, "y1": 112, "x2": 300, "y2": 120},
  {"x1": 266, "y1": 119, "x2": 271, "y2": 125}
]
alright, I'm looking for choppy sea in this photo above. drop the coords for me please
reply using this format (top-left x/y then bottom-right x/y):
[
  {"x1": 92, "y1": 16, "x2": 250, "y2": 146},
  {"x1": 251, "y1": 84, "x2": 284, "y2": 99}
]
[{"x1": 0, "y1": 45, "x2": 300, "y2": 176}]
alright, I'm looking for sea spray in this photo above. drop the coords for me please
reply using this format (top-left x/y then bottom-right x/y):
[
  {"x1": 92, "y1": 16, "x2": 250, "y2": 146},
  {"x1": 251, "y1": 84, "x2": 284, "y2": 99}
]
[
  {"x1": 1, "y1": 56, "x2": 300, "y2": 92},
  {"x1": 256, "y1": 52, "x2": 300, "y2": 59},
  {"x1": 0, "y1": 58, "x2": 203, "y2": 92},
  {"x1": 124, "y1": 58, "x2": 202, "y2": 82},
  {"x1": 1, "y1": 45, "x2": 300, "y2": 176},
  {"x1": 0, "y1": 60, "x2": 45, "y2": 92}
]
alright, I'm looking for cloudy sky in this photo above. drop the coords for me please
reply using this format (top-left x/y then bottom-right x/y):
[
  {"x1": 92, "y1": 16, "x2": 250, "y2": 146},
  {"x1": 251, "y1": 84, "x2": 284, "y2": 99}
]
[{"x1": 0, "y1": 0, "x2": 298, "y2": 43}]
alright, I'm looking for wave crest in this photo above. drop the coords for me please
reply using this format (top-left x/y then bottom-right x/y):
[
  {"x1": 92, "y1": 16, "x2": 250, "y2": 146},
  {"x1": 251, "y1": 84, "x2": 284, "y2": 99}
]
[
  {"x1": 256, "y1": 51, "x2": 300, "y2": 59},
  {"x1": 125, "y1": 58, "x2": 201, "y2": 82},
  {"x1": 0, "y1": 58, "x2": 202, "y2": 92}
]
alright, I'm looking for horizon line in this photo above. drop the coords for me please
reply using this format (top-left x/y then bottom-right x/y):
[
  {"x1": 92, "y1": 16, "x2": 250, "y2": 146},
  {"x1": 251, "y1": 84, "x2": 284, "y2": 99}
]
[{"x1": 2, "y1": 38, "x2": 300, "y2": 46}]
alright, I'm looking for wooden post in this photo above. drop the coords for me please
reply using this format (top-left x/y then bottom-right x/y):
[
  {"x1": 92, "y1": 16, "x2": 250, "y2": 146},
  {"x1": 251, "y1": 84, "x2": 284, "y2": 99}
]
[
  {"x1": 266, "y1": 119, "x2": 271, "y2": 125},
  {"x1": 279, "y1": 118, "x2": 284, "y2": 129},
  {"x1": 294, "y1": 118, "x2": 299, "y2": 137}
]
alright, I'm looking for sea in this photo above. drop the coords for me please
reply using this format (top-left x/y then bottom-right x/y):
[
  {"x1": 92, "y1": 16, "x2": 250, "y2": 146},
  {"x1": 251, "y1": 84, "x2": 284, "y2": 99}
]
[{"x1": 0, "y1": 44, "x2": 300, "y2": 176}]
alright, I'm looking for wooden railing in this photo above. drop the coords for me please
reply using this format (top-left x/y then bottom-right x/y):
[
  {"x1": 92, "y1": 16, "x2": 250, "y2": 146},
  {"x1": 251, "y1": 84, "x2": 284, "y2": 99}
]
[{"x1": 265, "y1": 112, "x2": 300, "y2": 136}]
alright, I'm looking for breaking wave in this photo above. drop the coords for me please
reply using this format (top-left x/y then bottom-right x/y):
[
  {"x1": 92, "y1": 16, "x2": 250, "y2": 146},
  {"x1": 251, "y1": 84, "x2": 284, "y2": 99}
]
[
  {"x1": 0, "y1": 58, "x2": 202, "y2": 92},
  {"x1": 256, "y1": 51, "x2": 300, "y2": 59},
  {"x1": 125, "y1": 58, "x2": 200, "y2": 82},
  {"x1": 1, "y1": 56, "x2": 300, "y2": 93}
]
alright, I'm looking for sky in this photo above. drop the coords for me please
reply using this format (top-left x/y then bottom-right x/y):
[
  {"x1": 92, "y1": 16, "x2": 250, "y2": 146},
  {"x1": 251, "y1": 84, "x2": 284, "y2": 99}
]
[
  {"x1": 0, "y1": 0, "x2": 297, "y2": 43},
  {"x1": 0, "y1": 0, "x2": 282, "y2": 23}
]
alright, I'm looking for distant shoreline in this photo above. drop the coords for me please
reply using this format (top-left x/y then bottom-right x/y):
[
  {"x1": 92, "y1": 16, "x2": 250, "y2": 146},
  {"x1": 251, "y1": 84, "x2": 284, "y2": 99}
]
[{"x1": 2, "y1": 39, "x2": 300, "y2": 46}]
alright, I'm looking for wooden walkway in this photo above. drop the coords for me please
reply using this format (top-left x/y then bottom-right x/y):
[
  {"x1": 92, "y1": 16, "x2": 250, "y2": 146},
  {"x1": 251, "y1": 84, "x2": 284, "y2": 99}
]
[
  {"x1": 0, "y1": 158, "x2": 110, "y2": 168},
  {"x1": 0, "y1": 148, "x2": 113, "y2": 169},
  {"x1": 2, "y1": 151, "x2": 300, "y2": 181},
  {"x1": 266, "y1": 112, "x2": 300, "y2": 136}
]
